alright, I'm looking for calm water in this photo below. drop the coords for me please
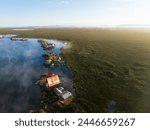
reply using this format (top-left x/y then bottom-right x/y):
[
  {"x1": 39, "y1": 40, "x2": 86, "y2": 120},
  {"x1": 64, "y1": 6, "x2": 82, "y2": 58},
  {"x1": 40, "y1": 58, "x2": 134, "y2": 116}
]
[{"x1": 0, "y1": 35, "x2": 73, "y2": 113}]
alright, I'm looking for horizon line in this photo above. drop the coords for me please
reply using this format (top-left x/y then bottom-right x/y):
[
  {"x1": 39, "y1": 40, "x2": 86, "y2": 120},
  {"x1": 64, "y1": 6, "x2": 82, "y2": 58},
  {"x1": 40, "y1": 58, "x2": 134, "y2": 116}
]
[{"x1": 1, "y1": 24, "x2": 150, "y2": 29}]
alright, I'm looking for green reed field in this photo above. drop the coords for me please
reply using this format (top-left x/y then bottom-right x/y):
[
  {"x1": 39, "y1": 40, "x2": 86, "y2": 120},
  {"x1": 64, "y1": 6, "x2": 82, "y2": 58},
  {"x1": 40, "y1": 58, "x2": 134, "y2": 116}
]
[{"x1": 0, "y1": 28, "x2": 150, "y2": 112}]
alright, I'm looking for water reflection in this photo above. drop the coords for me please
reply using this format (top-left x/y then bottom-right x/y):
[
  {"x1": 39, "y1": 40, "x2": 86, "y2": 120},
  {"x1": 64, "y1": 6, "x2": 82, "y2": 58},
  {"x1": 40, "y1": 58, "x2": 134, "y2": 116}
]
[{"x1": 0, "y1": 36, "x2": 73, "y2": 112}]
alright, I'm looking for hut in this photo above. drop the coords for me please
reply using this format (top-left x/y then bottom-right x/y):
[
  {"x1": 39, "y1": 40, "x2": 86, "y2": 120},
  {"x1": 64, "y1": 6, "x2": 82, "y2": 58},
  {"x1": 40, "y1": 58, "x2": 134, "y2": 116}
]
[
  {"x1": 46, "y1": 75, "x2": 61, "y2": 88},
  {"x1": 10, "y1": 37, "x2": 17, "y2": 41},
  {"x1": 43, "y1": 43, "x2": 55, "y2": 50},
  {"x1": 54, "y1": 86, "x2": 74, "y2": 105},
  {"x1": 45, "y1": 52, "x2": 62, "y2": 66},
  {"x1": 20, "y1": 38, "x2": 28, "y2": 41},
  {"x1": 59, "y1": 91, "x2": 74, "y2": 105},
  {"x1": 38, "y1": 39, "x2": 49, "y2": 44},
  {"x1": 60, "y1": 91, "x2": 73, "y2": 100}
]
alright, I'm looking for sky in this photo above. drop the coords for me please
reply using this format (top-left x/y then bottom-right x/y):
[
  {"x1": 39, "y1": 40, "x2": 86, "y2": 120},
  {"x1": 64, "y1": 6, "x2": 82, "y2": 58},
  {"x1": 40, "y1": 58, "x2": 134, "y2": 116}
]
[{"x1": 0, "y1": 0, "x2": 150, "y2": 27}]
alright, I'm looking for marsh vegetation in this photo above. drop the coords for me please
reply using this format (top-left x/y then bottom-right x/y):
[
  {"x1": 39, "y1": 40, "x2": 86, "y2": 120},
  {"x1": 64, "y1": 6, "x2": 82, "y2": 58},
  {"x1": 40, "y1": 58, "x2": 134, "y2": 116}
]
[{"x1": 0, "y1": 28, "x2": 150, "y2": 112}]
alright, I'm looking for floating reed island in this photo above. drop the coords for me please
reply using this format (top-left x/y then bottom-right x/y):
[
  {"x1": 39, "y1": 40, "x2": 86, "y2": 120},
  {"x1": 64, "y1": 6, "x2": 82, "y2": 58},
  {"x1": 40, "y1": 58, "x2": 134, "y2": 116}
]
[{"x1": 10, "y1": 37, "x2": 28, "y2": 41}]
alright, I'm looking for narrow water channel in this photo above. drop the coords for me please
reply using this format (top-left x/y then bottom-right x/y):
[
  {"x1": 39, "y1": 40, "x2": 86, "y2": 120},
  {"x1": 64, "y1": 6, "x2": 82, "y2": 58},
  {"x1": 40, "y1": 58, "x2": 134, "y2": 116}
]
[{"x1": 0, "y1": 35, "x2": 74, "y2": 112}]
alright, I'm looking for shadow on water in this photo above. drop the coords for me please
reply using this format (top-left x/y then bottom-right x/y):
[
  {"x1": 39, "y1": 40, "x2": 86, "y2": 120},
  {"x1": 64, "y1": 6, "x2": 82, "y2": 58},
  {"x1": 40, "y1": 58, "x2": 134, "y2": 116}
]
[{"x1": 0, "y1": 35, "x2": 73, "y2": 112}]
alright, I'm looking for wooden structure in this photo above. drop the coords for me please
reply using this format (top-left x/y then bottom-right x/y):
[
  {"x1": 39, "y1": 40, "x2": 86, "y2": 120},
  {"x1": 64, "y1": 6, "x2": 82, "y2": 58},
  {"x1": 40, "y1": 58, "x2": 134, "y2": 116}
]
[{"x1": 47, "y1": 75, "x2": 61, "y2": 88}]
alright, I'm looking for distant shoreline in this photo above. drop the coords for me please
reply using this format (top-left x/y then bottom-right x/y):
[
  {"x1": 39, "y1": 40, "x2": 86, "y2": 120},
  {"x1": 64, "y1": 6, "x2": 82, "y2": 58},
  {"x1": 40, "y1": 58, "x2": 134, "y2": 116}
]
[{"x1": 12, "y1": 29, "x2": 34, "y2": 31}]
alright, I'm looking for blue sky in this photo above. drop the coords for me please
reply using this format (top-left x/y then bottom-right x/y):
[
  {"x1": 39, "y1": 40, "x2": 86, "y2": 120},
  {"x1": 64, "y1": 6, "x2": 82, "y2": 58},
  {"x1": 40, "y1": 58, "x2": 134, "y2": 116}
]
[{"x1": 0, "y1": 0, "x2": 150, "y2": 27}]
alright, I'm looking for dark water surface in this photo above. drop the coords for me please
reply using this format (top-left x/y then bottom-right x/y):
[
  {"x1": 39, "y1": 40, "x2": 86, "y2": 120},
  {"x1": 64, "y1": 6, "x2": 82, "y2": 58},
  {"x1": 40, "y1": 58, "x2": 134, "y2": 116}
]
[{"x1": 0, "y1": 35, "x2": 73, "y2": 112}]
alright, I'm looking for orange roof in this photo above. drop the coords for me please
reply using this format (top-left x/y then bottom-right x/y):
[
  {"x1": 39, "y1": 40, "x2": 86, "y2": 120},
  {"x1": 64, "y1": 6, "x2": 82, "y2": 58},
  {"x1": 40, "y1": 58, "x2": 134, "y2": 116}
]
[{"x1": 47, "y1": 75, "x2": 60, "y2": 88}]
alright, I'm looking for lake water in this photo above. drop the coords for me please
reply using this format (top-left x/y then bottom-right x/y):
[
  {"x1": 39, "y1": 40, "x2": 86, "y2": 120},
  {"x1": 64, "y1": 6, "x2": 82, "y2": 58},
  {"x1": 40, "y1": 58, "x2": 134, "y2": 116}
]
[{"x1": 0, "y1": 35, "x2": 74, "y2": 112}]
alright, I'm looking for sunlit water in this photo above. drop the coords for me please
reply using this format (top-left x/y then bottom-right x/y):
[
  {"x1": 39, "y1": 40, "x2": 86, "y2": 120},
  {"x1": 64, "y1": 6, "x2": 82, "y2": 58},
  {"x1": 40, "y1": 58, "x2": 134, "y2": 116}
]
[{"x1": 0, "y1": 35, "x2": 73, "y2": 112}]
